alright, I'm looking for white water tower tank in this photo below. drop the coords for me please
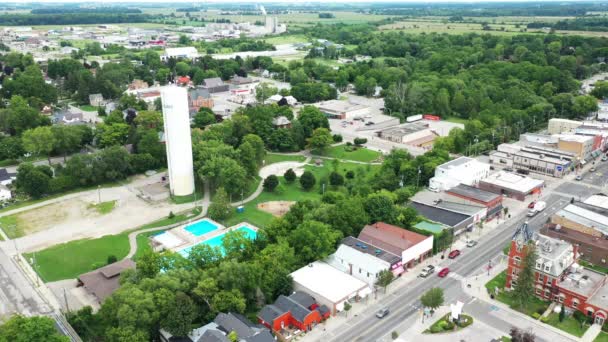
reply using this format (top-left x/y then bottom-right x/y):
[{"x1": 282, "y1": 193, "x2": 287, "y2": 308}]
[{"x1": 161, "y1": 86, "x2": 195, "y2": 196}]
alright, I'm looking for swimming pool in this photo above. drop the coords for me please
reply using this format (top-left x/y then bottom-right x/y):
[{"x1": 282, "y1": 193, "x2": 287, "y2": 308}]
[
  {"x1": 184, "y1": 219, "x2": 219, "y2": 237},
  {"x1": 179, "y1": 226, "x2": 257, "y2": 257}
]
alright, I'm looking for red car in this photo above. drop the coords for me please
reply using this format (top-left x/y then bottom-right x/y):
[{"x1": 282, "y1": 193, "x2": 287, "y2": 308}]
[
  {"x1": 438, "y1": 267, "x2": 450, "y2": 278},
  {"x1": 528, "y1": 201, "x2": 536, "y2": 209},
  {"x1": 448, "y1": 250, "x2": 461, "y2": 259}
]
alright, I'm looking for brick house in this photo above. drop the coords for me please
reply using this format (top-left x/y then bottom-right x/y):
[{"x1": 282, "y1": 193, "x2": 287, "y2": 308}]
[
  {"x1": 258, "y1": 291, "x2": 329, "y2": 337},
  {"x1": 187, "y1": 88, "x2": 214, "y2": 116}
]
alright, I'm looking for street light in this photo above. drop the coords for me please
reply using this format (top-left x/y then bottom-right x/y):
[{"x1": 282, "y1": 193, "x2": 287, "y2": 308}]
[{"x1": 416, "y1": 167, "x2": 422, "y2": 189}]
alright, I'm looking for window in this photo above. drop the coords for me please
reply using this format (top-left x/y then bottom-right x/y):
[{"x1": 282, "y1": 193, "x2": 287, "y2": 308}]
[
  {"x1": 536, "y1": 288, "x2": 542, "y2": 295},
  {"x1": 536, "y1": 262, "x2": 542, "y2": 270},
  {"x1": 514, "y1": 256, "x2": 521, "y2": 265},
  {"x1": 512, "y1": 270, "x2": 517, "y2": 276},
  {"x1": 559, "y1": 295, "x2": 565, "y2": 303},
  {"x1": 573, "y1": 300, "x2": 579, "y2": 309},
  {"x1": 544, "y1": 265, "x2": 551, "y2": 272},
  {"x1": 359, "y1": 268, "x2": 362, "y2": 274}
]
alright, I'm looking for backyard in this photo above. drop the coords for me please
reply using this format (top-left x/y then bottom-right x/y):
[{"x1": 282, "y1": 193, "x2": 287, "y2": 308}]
[{"x1": 312, "y1": 145, "x2": 382, "y2": 163}]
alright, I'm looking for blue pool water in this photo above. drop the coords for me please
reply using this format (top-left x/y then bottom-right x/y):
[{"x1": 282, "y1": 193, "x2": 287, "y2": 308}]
[
  {"x1": 179, "y1": 226, "x2": 257, "y2": 257},
  {"x1": 184, "y1": 219, "x2": 219, "y2": 237}
]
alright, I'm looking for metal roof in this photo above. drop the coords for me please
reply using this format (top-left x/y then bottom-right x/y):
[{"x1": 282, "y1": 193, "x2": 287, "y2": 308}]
[{"x1": 446, "y1": 184, "x2": 500, "y2": 203}]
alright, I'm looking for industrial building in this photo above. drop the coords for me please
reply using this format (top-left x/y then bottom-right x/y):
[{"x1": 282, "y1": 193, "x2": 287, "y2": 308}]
[
  {"x1": 428, "y1": 157, "x2": 491, "y2": 192},
  {"x1": 445, "y1": 184, "x2": 503, "y2": 221},
  {"x1": 160, "y1": 46, "x2": 199, "y2": 61},
  {"x1": 315, "y1": 100, "x2": 369, "y2": 120},
  {"x1": 478, "y1": 171, "x2": 544, "y2": 201},
  {"x1": 548, "y1": 118, "x2": 582, "y2": 134},
  {"x1": 377, "y1": 122, "x2": 439, "y2": 147},
  {"x1": 409, "y1": 201, "x2": 474, "y2": 236},
  {"x1": 161, "y1": 87, "x2": 195, "y2": 196}
]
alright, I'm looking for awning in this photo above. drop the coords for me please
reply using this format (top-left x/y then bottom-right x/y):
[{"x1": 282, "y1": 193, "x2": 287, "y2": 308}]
[
  {"x1": 359, "y1": 286, "x2": 373, "y2": 298},
  {"x1": 392, "y1": 267, "x2": 405, "y2": 276}
]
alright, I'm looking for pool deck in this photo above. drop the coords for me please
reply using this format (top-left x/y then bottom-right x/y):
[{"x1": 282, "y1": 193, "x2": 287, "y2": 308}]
[{"x1": 166, "y1": 220, "x2": 259, "y2": 253}]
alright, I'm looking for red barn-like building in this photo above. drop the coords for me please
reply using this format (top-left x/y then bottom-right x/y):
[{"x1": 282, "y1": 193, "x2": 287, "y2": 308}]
[{"x1": 258, "y1": 291, "x2": 329, "y2": 336}]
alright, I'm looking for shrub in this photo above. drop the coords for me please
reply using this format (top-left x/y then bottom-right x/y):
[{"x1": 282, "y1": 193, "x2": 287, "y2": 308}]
[
  {"x1": 345, "y1": 170, "x2": 355, "y2": 179},
  {"x1": 263, "y1": 175, "x2": 279, "y2": 192},
  {"x1": 300, "y1": 171, "x2": 316, "y2": 190},
  {"x1": 430, "y1": 325, "x2": 443, "y2": 334},
  {"x1": 540, "y1": 316, "x2": 550, "y2": 323},
  {"x1": 459, "y1": 315, "x2": 474, "y2": 328},
  {"x1": 346, "y1": 141, "x2": 352, "y2": 146},
  {"x1": 168, "y1": 211, "x2": 175, "y2": 219},
  {"x1": 332, "y1": 134, "x2": 343, "y2": 143},
  {"x1": 536, "y1": 307, "x2": 546, "y2": 315},
  {"x1": 444, "y1": 321, "x2": 455, "y2": 330},
  {"x1": 391, "y1": 331, "x2": 398, "y2": 339},
  {"x1": 284, "y1": 168, "x2": 297, "y2": 183},
  {"x1": 106, "y1": 255, "x2": 117, "y2": 264},
  {"x1": 274, "y1": 183, "x2": 285, "y2": 195},
  {"x1": 354, "y1": 137, "x2": 367, "y2": 145},
  {"x1": 532, "y1": 312, "x2": 541, "y2": 320},
  {"x1": 329, "y1": 171, "x2": 344, "y2": 186}
]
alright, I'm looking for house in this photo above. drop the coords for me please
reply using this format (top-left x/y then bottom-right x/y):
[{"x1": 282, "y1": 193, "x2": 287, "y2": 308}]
[
  {"x1": 272, "y1": 116, "x2": 291, "y2": 129},
  {"x1": 77, "y1": 259, "x2": 136, "y2": 303},
  {"x1": 289, "y1": 261, "x2": 371, "y2": 315},
  {"x1": 478, "y1": 171, "x2": 544, "y2": 201},
  {"x1": 0, "y1": 185, "x2": 11, "y2": 201},
  {"x1": 428, "y1": 157, "x2": 491, "y2": 192},
  {"x1": 0, "y1": 168, "x2": 17, "y2": 186},
  {"x1": 258, "y1": 291, "x2": 329, "y2": 337},
  {"x1": 358, "y1": 222, "x2": 433, "y2": 269},
  {"x1": 176, "y1": 76, "x2": 192, "y2": 87},
  {"x1": 128, "y1": 79, "x2": 149, "y2": 90},
  {"x1": 409, "y1": 202, "x2": 474, "y2": 236},
  {"x1": 445, "y1": 184, "x2": 503, "y2": 222},
  {"x1": 188, "y1": 88, "x2": 214, "y2": 116},
  {"x1": 89, "y1": 93, "x2": 104, "y2": 107},
  {"x1": 314, "y1": 100, "x2": 369, "y2": 120},
  {"x1": 54, "y1": 110, "x2": 84, "y2": 125},
  {"x1": 202, "y1": 78, "x2": 230, "y2": 93},
  {"x1": 327, "y1": 236, "x2": 403, "y2": 286},
  {"x1": 161, "y1": 312, "x2": 273, "y2": 342}
]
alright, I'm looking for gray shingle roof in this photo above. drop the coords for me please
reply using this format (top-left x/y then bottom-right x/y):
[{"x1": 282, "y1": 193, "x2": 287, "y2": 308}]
[
  {"x1": 258, "y1": 304, "x2": 283, "y2": 324},
  {"x1": 214, "y1": 313, "x2": 255, "y2": 339},
  {"x1": 446, "y1": 184, "x2": 500, "y2": 203},
  {"x1": 288, "y1": 291, "x2": 315, "y2": 308},
  {"x1": 410, "y1": 201, "x2": 472, "y2": 228},
  {"x1": 197, "y1": 330, "x2": 228, "y2": 342},
  {"x1": 275, "y1": 295, "x2": 310, "y2": 323}
]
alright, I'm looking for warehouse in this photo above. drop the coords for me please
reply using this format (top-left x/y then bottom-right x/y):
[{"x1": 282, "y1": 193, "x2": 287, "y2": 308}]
[
  {"x1": 315, "y1": 100, "x2": 369, "y2": 119},
  {"x1": 377, "y1": 122, "x2": 439, "y2": 147},
  {"x1": 478, "y1": 171, "x2": 544, "y2": 201}
]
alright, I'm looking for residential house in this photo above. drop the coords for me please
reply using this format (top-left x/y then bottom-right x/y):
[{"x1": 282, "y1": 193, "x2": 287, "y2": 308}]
[
  {"x1": 258, "y1": 291, "x2": 329, "y2": 337},
  {"x1": 0, "y1": 168, "x2": 17, "y2": 186},
  {"x1": 89, "y1": 93, "x2": 104, "y2": 107},
  {"x1": 272, "y1": 116, "x2": 291, "y2": 129},
  {"x1": 0, "y1": 185, "x2": 11, "y2": 201}
]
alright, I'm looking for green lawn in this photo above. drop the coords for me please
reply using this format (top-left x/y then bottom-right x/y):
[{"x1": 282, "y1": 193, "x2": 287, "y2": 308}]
[
  {"x1": 544, "y1": 312, "x2": 588, "y2": 337},
  {"x1": 263, "y1": 153, "x2": 306, "y2": 165},
  {"x1": 501, "y1": 337, "x2": 512, "y2": 342},
  {"x1": 88, "y1": 200, "x2": 116, "y2": 215},
  {"x1": 171, "y1": 187, "x2": 205, "y2": 204},
  {"x1": 0, "y1": 215, "x2": 21, "y2": 239},
  {"x1": 424, "y1": 313, "x2": 474, "y2": 334},
  {"x1": 485, "y1": 271, "x2": 550, "y2": 317},
  {"x1": 312, "y1": 145, "x2": 382, "y2": 163},
  {"x1": 25, "y1": 208, "x2": 200, "y2": 282},
  {"x1": 79, "y1": 105, "x2": 98, "y2": 112},
  {"x1": 134, "y1": 231, "x2": 161, "y2": 260},
  {"x1": 595, "y1": 332, "x2": 608, "y2": 342},
  {"x1": 263, "y1": 34, "x2": 309, "y2": 45}
]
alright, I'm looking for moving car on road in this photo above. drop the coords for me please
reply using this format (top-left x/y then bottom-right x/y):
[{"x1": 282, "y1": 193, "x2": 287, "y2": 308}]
[
  {"x1": 438, "y1": 267, "x2": 450, "y2": 278},
  {"x1": 528, "y1": 201, "x2": 536, "y2": 209},
  {"x1": 419, "y1": 265, "x2": 435, "y2": 278},
  {"x1": 376, "y1": 307, "x2": 390, "y2": 318},
  {"x1": 448, "y1": 250, "x2": 461, "y2": 259},
  {"x1": 527, "y1": 201, "x2": 546, "y2": 217},
  {"x1": 466, "y1": 240, "x2": 478, "y2": 248}
]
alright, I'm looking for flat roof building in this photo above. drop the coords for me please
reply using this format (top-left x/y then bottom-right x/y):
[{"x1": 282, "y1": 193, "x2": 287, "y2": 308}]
[
  {"x1": 445, "y1": 184, "x2": 503, "y2": 221},
  {"x1": 410, "y1": 201, "x2": 474, "y2": 236},
  {"x1": 314, "y1": 100, "x2": 369, "y2": 120},
  {"x1": 512, "y1": 145, "x2": 574, "y2": 178},
  {"x1": 161, "y1": 46, "x2": 199, "y2": 61},
  {"x1": 377, "y1": 122, "x2": 438, "y2": 148},
  {"x1": 551, "y1": 203, "x2": 608, "y2": 237},
  {"x1": 428, "y1": 157, "x2": 490, "y2": 192},
  {"x1": 478, "y1": 171, "x2": 544, "y2": 201},
  {"x1": 548, "y1": 118, "x2": 582, "y2": 134}
]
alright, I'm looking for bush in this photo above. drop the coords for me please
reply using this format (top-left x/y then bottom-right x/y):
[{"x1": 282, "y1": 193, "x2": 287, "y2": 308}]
[
  {"x1": 346, "y1": 141, "x2": 352, "y2": 146},
  {"x1": 332, "y1": 134, "x2": 343, "y2": 143},
  {"x1": 540, "y1": 316, "x2": 550, "y2": 323},
  {"x1": 300, "y1": 171, "x2": 316, "y2": 190},
  {"x1": 430, "y1": 325, "x2": 443, "y2": 334},
  {"x1": 329, "y1": 171, "x2": 344, "y2": 186},
  {"x1": 391, "y1": 331, "x2": 399, "y2": 339},
  {"x1": 345, "y1": 170, "x2": 355, "y2": 179},
  {"x1": 284, "y1": 168, "x2": 297, "y2": 183},
  {"x1": 274, "y1": 183, "x2": 285, "y2": 195},
  {"x1": 106, "y1": 255, "x2": 117, "y2": 264},
  {"x1": 354, "y1": 137, "x2": 367, "y2": 145},
  {"x1": 532, "y1": 312, "x2": 541, "y2": 319},
  {"x1": 263, "y1": 175, "x2": 279, "y2": 192},
  {"x1": 168, "y1": 211, "x2": 175, "y2": 219},
  {"x1": 459, "y1": 315, "x2": 474, "y2": 328},
  {"x1": 438, "y1": 320, "x2": 448, "y2": 330}
]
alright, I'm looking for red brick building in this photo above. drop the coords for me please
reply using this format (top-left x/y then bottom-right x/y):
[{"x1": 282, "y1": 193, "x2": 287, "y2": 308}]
[
  {"x1": 445, "y1": 184, "x2": 503, "y2": 221},
  {"x1": 258, "y1": 291, "x2": 330, "y2": 336}
]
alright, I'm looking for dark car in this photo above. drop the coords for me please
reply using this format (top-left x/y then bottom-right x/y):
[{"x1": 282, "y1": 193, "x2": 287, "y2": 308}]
[
  {"x1": 503, "y1": 167, "x2": 513, "y2": 172},
  {"x1": 448, "y1": 250, "x2": 461, "y2": 259},
  {"x1": 516, "y1": 169, "x2": 530, "y2": 175}
]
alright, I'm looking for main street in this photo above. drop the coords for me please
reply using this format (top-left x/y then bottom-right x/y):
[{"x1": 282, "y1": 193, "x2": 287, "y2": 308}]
[{"x1": 325, "y1": 193, "x2": 570, "y2": 342}]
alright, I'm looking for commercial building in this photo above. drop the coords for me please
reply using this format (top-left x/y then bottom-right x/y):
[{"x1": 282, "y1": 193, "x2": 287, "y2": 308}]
[
  {"x1": 377, "y1": 122, "x2": 439, "y2": 148},
  {"x1": 556, "y1": 134, "x2": 596, "y2": 160},
  {"x1": 428, "y1": 157, "x2": 491, "y2": 192},
  {"x1": 511, "y1": 145, "x2": 575, "y2": 178},
  {"x1": 187, "y1": 87, "x2": 213, "y2": 116},
  {"x1": 445, "y1": 184, "x2": 503, "y2": 221},
  {"x1": 410, "y1": 201, "x2": 474, "y2": 236},
  {"x1": 160, "y1": 46, "x2": 199, "y2": 61},
  {"x1": 258, "y1": 291, "x2": 329, "y2": 337},
  {"x1": 314, "y1": 100, "x2": 369, "y2": 120},
  {"x1": 548, "y1": 118, "x2": 582, "y2": 134},
  {"x1": 161, "y1": 87, "x2": 195, "y2": 196},
  {"x1": 77, "y1": 259, "x2": 135, "y2": 304},
  {"x1": 328, "y1": 236, "x2": 404, "y2": 286},
  {"x1": 290, "y1": 261, "x2": 371, "y2": 315},
  {"x1": 433, "y1": 200, "x2": 488, "y2": 224},
  {"x1": 478, "y1": 171, "x2": 544, "y2": 201},
  {"x1": 358, "y1": 222, "x2": 433, "y2": 268},
  {"x1": 542, "y1": 224, "x2": 608, "y2": 266},
  {"x1": 551, "y1": 203, "x2": 608, "y2": 237},
  {"x1": 202, "y1": 77, "x2": 230, "y2": 93},
  {"x1": 585, "y1": 195, "x2": 608, "y2": 210}
]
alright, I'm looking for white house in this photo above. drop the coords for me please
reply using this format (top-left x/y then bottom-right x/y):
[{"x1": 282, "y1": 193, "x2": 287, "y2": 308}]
[
  {"x1": 0, "y1": 185, "x2": 12, "y2": 201},
  {"x1": 428, "y1": 157, "x2": 491, "y2": 192}
]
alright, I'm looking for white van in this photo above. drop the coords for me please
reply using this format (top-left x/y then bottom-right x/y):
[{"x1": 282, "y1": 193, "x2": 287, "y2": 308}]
[{"x1": 527, "y1": 201, "x2": 546, "y2": 217}]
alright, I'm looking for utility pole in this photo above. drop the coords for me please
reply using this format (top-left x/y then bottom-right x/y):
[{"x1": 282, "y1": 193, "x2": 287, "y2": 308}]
[
  {"x1": 416, "y1": 167, "x2": 421, "y2": 189},
  {"x1": 97, "y1": 185, "x2": 101, "y2": 204}
]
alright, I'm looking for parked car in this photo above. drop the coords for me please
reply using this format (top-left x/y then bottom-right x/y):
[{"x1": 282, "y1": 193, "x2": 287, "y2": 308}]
[
  {"x1": 438, "y1": 267, "x2": 450, "y2": 278},
  {"x1": 516, "y1": 169, "x2": 530, "y2": 175},
  {"x1": 591, "y1": 167, "x2": 597, "y2": 172},
  {"x1": 528, "y1": 201, "x2": 536, "y2": 209},
  {"x1": 466, "y1": 240, "x2": 478, "y2": 248},
  {"x1": 376, "y1": 307, "x2": 390, "y2": 318},
  {"x1": 503, "y1": 167, "x2": 513, "y2": 172},
  {"x1": 602, "y1": 156, "x2": 607, "y2": 162},
  {"x1": 448, "y1": 250, "x2": 461, "y2": 259},
  {"x1": 419, "y1": 265, "x2": 435, "y2": 278},
  {"x1": 527, "y1": 201, "x2": 546, "y2": 217}
]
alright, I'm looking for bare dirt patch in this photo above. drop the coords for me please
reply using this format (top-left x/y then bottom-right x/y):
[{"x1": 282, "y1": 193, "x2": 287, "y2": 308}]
[
  {"x1": 257, "y1": 201, "x2": 296, "y2": 217},
  {"x1": 12, "y1": 199, "x2": 99, "y2": 236}
]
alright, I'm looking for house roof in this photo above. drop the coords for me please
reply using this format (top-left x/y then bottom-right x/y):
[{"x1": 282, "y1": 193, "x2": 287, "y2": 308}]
[
  {"x1": 289, "y1": 291, "x2": 315, "y2": 309},
  {"x1": 272, "y1": 116, "x2": 291, "y2": 126},
  {"x1": 258, "y1": 304, "x2": 284, "y2": 324},
  {"x1": 557, "y1": 203, "x2": 608, "y2": 235},
  {"x1": 197, "y1": 330, "x2": 228, "y2": 342},
  {"x1": 78, "y1": 259, "x2": 135, "y2": 302},
  {"x1": 410, "y1": 201, "x2": 472, "y2": 228},
  {"x1": 214, "y1": 312, "x2": 256, "y2": 339},
  {"x1": 203, "y1": 78, "x2": 225, "y2": 88},
  {"x1": 245, "y1": 330, "x2": 275, "y2": 342},
  {"x1": 0, "y1": 169, "x2": 16, "y2": 182},
  {"x1": 290, "y1": 261, "x2": 369, "y2": 303},
  {"x1": 189, "y1": 87, "x2": 211, "y2": 100},
  {"x1": 357, "y1": 222, "x2": 430, "y2": 256},
  {"x1": 275, "y1": 295, "x2": 311, "y2": 323},
  {"x1": 446, "y1": 184, "x2": 501, "y2": 203},
  {"x1": 413, "y1": 221, "x2": 447, "y2": 234},
  {"x1": 339, "y1": 236, "x2": 401, "y2": 264}
]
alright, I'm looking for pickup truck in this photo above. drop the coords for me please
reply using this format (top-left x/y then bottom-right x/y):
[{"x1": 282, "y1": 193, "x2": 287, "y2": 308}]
[
  {"x1": 527, "y1": 201, "x2": 546, "y2": 217},
  {"x1": 419, "y1": 265, "x2": 435, "y2": 278}
]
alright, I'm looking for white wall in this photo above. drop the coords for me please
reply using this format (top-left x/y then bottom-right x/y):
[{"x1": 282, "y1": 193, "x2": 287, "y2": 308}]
[
  {"x1": 401, "y1": 236, "x2": 433, "y2": 264},
  {"x1": 161, "y1": 87, "x2": 195, "y2": 196}
]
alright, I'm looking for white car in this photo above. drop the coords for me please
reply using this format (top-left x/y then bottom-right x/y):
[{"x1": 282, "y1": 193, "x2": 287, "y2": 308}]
[{"x1": 419, "y1": 265, "x2": 435, "y2": 278}]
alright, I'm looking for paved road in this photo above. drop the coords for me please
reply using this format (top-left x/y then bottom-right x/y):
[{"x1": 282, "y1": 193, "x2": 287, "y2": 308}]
[{"x1": 325, "y1": 194, "x2": 570, "y2": 342}]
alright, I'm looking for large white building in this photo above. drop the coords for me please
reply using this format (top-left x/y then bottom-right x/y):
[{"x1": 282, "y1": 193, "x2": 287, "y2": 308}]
[
  {"x1": 161, "y1": 87, "x2": 195, "y2": 196},
  {"x1": 161, "y1": 47, "x2": 200, "y2": 61},
  {"x1": 428, "y1": 157, "x2": 491, "y2": 192}
]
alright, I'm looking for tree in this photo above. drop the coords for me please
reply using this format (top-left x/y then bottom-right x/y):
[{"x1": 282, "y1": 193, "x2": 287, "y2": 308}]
[
  {"x1": 255, "y1": 82, "x2": 278, "y2": 103},
  {"x1": 136, "y1": 250, "x2": 160, "y2": 279},
  {"x1": 329, "y1": 171, "x2": 344, "y2": 186},
  {"x1": 52, "y1": 125, "x2": 82, "y2": 161},
  {"x1": 512, "y1": 242, "x2": 537, "y2": 310},
  {"x1": 212, "y1": 289, "x2": 246, "y2": 314},
  {"x1": 420, "y1": 287, "x2": 444, "y2": 311},
  {"x1": 307, "y1": 128, "x2": 333, "y2": 152},
  {"x1": 263, "y1": 175, "x2": 279, "y2": 192},
  {"x1": 96, "y1": 123, "x2": 129, "y2": 148},
  {"x1": 137, "y1": 129, "x2": 165, "y2": 166},
  {"x1": 364, "y1": 192, "x2": 397, "y2": 223},
  {"x1": 208, "y1": 187, "x2": 232, "y2": 220},
  {"x1": 193, "y1": 107, "x2": 216, "y2": 128},
  {"x1": 22, "y1": 126, "x2": 55, "y2": 165},
  {"x1": 289, "y1": 220, "x2": 342, "y2": 263},
  {"x1": 227, "y1": 331, "x2": 239, "y2": 342},
  {"x1": 0, "y1": 96, "x2": 49, "y2": 135},
  {"x1": 161, "y1": 292, "x2": 196, "y2": 337},
  {"x1": 344, "y1": 301, "x2": 352, "y2": 317},
  {"x1": 510, "y1": 327, "x2": 535, "y2": 342},
  {"x1": 298, "y1": 106, "x2": 329, "y2": 138},
  {"x1": 376, "y1": 269, "x2": 395, "y2": 294},
  {"x1": 0, "y1": 315, "x2": 69, "y2": 342},
  {"x1": 14, "y1": 163, "x2": 51, "y2": 198},
  {"x1": 284, "y1": 168, "x2": 297, "y2": 183},
  {"x1": 299, "y1": 170, "x2": 316, "y2": 190}
]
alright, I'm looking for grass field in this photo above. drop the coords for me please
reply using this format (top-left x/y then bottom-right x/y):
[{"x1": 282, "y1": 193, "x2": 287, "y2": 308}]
[
  {"x1": 263, "y1": 34, "x2": 309, "y2": 45},
  {"x1": 544, "y1": 312, "x2": 588, "y2": 337},
  {"x1": 263, "y1": 153, "x2": 307, "y2": 165},
  {"x1": 25, "y1": 208, "x2": 200, "y2": 282},
  {"x1": 312, "y1": 145, "x2": 382, "y2": 163},
  {"x1": 595, "y1": 332, "x2": 608, "y2": 342},
  {"x1": 0, "y1": 215, "x2": 20, "y2": 239},
  {"x1": 88, "y1": 200, "x2": 116, "y2": 215},
  {"x1": 78, "y1": 105, "x2": 98, "y2": 112},
  {"x1": 485, "y1": 271, "x2": 550, "y2": 317}
]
